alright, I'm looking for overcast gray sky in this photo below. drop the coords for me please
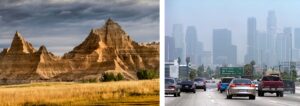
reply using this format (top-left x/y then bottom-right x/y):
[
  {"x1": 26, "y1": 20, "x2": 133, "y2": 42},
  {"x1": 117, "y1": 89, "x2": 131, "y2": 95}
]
[
  {"x1": 0, "y1": 0, "x2": 159, "y2": 55},
  {"x1": 166, "y1": 0, "x2": 300, "y2": 64}
]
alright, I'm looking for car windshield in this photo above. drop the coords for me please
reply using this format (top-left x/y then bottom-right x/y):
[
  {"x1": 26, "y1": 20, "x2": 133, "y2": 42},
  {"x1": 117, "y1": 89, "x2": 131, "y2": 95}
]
[
  {"x1": 194, "y1": 79, "x2": 204, "y2": 81},
  {"x1": 181, "y1": 81, "x2": 193, "y2": 85},
  {"x1": 262, "y1": 76, "x2": 281, "y2": 81},
  {"x1": 221, "y1": 78, "x2": 233, "y2": 83},
  {"x1": 233, "y1": 79, "x2": 251, "y2": 84},
  {"x1": 165, "y1": 79, "x2": 174, "y2": 84}
]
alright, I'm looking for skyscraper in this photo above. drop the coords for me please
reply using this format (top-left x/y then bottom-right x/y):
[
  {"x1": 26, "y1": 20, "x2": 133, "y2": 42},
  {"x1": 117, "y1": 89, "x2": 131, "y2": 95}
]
[
  {"x1": 185, "y1": 26, "x2": 202, "y2": 65},
  {"x1": 294, "y1": 28, "x2": 300, "y2": 49},
  {"x1": 213, "y1": 29, "x2": 237, "y2": 65},
  {"x1": 245, "y1": 17, "x2": 257, "y2": 64},
  {"x1": 276, "y1": 27, "x2": 292, "y2": 63},
  {"x1": 257, "y1": 31, "x2": 267, "y2": 65},
  {"x1": 266, "y1": 10, "x2": 277, "y2": 66},
  {"x1": 172, "y1": 24, "x2": 186, "y2": 64},
  {"x1": 165, "y1": 36, "x2": 175, "y2": 62}
]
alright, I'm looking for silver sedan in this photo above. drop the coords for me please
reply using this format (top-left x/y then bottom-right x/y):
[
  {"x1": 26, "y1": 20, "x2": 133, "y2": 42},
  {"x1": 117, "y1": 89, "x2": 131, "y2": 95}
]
[{"x1": 226, "y1": 78, "x2": 256, "y2": 100}]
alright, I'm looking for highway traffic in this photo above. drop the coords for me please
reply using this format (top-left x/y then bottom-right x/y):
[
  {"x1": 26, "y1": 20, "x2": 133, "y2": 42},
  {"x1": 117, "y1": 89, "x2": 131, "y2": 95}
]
[{"x1": 165, "y1": 81, "x2": 300, "y2": 106}]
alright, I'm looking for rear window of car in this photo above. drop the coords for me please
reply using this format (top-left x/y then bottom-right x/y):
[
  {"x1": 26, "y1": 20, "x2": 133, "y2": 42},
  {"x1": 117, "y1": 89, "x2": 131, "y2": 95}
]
[
  {"x1": 233, "y1": 79, "x2": 251, "y2": 84},
  {"x1": 181, "y1": 81, "x2": 194, "y2": 85},
  {"x1": 194, "y1": 79, "x2": 204, "y2": 81},
  {"x1": 262, "y1": 76, "x2": 281, "y2": 81},
  {"x1": 221, "y1": 78, "x2": 233, "y2": 83},
  {"x1": 165, "y1": 79, "x2": 174, "y2": 84}
]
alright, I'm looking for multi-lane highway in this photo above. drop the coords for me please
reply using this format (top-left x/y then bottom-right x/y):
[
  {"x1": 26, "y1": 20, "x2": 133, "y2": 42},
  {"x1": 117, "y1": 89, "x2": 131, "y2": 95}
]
[{"x1": 165, "y1": 82, "x2": 300, "y2": 106}]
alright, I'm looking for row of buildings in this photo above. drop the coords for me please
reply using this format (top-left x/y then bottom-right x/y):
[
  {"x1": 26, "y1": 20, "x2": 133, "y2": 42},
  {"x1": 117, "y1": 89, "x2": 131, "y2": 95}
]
[{"x1": 166, "y1": 10, "x2": 300, "y2": 68}]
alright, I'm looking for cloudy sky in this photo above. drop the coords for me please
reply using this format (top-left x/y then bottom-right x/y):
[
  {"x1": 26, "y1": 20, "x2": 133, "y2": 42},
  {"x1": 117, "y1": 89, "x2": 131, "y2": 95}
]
[
  {"x1": 166, "y1": 0, "x2": 300, "y2": 64},
  {"x1": 0, "y1": 0, "x2": 159, "y2": 55}
]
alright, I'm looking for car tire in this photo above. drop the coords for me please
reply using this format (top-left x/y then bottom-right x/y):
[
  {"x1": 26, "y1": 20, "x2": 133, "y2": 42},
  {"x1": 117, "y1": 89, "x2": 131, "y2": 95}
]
[
  {"x1": 204, "y1": 88, "x2": 206, "y2": 91},
  {"x1": 220, "y1": 90, "x2": 223, "y2": 93},
  {"x1": 174, "y1": 93, "x2": 177, "y2": 97},
  {"x1": 258, "y1": 91, "x2": 264, "y2": 97},
  {"x1": 280, "y1": 92, "x2": 284, "y2": 97},
  {"x1": 276, "y1": 92, "x2": 279, "y2": 97},
  {"x1": 226, "y1": 95, "x2": 232, "y2": 99},
  {"x1": 193, "y1": 90, "x2": 196, "y2": 93},
  {"x1": 249, "y1": 95, "x2": 255, "y2": 100}
]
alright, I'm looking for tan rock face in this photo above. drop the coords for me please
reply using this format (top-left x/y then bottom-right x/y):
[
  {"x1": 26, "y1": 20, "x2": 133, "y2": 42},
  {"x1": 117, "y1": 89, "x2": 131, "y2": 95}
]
[{"x1": 0, "y1": 18, "x2": 159, "y2": 84}]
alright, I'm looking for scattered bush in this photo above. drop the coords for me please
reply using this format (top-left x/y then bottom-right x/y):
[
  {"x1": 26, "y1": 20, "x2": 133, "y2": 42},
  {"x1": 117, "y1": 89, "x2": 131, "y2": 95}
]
[
  {"x1": 137, "y1": 70, "x2": 158, "y2": 80},
  {"x1": 116, "y1": 73, "x2": 124, "y2": 81},
  {"x1": 102, "y1": 73, "x2": 124, "y2": 82}
]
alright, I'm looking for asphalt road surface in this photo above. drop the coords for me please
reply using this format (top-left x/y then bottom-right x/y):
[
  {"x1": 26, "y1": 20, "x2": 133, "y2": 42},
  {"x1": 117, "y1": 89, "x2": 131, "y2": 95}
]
[{"x1": 165, "y1": 82, "x2": 300, "y2": 106}]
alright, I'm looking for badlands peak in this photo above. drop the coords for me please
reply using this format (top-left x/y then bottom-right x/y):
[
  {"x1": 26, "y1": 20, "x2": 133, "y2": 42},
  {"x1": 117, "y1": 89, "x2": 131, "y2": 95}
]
[{"x1": 8, "y1": 31, "x2": 36, "y2": 54}]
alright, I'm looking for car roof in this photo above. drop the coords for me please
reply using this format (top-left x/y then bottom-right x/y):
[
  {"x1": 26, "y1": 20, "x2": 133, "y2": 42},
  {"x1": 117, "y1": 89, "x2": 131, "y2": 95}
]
[
  {"x1": 165, "y1": 77, "x2": 175, "y2": 80},
  {"x1": 232, "y1": 78, "x2": 251, "y2": 80},
  {"x1": 221, "y1": 77, "x2": 234, "y2": 79}
]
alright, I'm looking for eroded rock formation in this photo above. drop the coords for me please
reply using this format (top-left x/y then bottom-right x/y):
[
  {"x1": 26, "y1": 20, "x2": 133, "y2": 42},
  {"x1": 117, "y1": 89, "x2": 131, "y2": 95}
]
[{"x1": 0, "y1": 18, "x2": 159, "y2": 84}]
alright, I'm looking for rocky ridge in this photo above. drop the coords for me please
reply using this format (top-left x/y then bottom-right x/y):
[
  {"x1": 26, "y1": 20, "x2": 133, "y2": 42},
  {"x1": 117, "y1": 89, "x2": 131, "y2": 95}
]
[{"x1": 0, "y1": 18, "x2": 159, "y2": 84}]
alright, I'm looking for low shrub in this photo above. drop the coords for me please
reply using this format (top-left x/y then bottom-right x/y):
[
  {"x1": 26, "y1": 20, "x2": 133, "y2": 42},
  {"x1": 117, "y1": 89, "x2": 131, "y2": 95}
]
[
  {"x1": 137, "y1": 70, "x2": 158, "y2": 80},
  {"x1": 102, "y1": 73, "x2": 124, "y2": 82}
]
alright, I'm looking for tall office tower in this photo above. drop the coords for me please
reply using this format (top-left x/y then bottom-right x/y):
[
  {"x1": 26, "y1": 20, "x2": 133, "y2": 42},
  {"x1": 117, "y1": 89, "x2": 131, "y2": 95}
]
[
  {"x1": 165, "y1": 36, "x2": 175, "y2": 62},
  {"x1": 257, "y1": 31, "x2": 267, "y2": 65},
  {"x1": 172, "y1": 24, "x2": 186, "y2": 64},
  {"x1": 294, "y1": 28, "x2": 300, "y2": 49},
  {"x1": 212, "y1": 29, "x2": 237, "y2": 65},
  {"x1": 245, "y1": 17, "x2": 257, "y2": 64},
  {"x1": 266, "y1": 10, "x2": 277, "y2": 66},
  {"x1": 195, "y1": 41, "x2": 204, "y2": 66},
  {"x1": 283, "y1": 27, "x2": 292, "y2": 62},
  {"x1": 185, "y1": 26, "x2": 199, "y2": 65},
  {"x1": 275, "y1": 28, "x2": 292, "y2": 63},
  {"x1": 293, "y1": 28, "x2": 300, "y2": 61}
]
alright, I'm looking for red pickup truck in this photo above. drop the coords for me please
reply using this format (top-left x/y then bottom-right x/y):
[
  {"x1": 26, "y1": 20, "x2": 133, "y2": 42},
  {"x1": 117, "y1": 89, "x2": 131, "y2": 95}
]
[{"x1": 258, "y1": 75, "x2": 284, "y2": 97}]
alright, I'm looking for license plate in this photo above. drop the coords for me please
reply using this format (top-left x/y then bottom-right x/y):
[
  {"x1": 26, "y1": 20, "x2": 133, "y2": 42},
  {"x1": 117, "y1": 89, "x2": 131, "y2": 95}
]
[
  {"x1": 239, "y1": 90, "x2": 247, "y2": 92},
  {"x1": 185, "y1": 85, "x2": 189, "y2": 88}
]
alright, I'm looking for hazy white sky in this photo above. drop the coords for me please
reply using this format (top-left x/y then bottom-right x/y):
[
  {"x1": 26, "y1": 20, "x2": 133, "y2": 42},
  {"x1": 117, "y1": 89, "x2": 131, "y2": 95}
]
[{"x1": 166, "y1": 0, "x2": 300, "y2": 64}]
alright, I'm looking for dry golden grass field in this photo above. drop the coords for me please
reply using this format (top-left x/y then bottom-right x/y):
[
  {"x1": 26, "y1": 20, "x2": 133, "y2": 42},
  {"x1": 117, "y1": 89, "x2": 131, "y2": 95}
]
[{"x1": 0, "y1": 79, "x2": 159, "y2": 106}]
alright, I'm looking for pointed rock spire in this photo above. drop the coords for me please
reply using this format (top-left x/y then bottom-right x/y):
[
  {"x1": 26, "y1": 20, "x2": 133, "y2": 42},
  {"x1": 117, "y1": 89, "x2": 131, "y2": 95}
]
[
  {"x1": 8, "y1": 31, "x2": 36, "y2": 54},
  {"x1": 37, "y1": 45, "x2": 48, "y2": 53}
]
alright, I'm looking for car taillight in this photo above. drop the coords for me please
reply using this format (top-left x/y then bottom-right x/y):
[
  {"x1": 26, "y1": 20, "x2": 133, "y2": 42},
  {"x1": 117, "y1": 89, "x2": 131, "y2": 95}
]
[
  {"x1": 230, "y1": 84, "x2": 236, "y2": 87},
  {"x1": 250, "y1": 84, "x2": 256, "y2": 88},
  {"x1": 168, "y1": 86, "x2": 175, "y2": 89}
]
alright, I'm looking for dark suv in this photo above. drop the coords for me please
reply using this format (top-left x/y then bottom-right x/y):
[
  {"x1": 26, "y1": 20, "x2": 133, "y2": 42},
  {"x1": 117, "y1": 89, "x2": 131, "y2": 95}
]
[
  {"x1": 180, "y1": 80, "x2": 196, "y2": 93},
  {"x1": 165, "y1": 78, "x2": 181, "y2": 97}
]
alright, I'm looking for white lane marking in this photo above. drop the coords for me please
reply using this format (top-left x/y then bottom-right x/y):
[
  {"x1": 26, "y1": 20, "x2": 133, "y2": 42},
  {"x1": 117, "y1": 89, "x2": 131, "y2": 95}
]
[{"x1": 210, "y1": 99, "x2": 215, "y2": 103}]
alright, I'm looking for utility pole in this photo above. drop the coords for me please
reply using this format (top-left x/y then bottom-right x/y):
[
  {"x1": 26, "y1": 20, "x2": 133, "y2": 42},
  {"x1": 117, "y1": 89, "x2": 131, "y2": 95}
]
[
  {"x1": 186, "y1": 57, "x2": 190, "y2": 80},
  {"x1": 290, "y1": 33, "x2": 293, "y2": 81}
]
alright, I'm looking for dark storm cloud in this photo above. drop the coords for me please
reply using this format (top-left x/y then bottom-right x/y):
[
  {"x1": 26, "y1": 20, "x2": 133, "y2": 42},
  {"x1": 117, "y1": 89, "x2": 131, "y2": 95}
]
[
  {"x1": 0, "y1": 0, "x2": 158, "y2": 27},
  {"x1": 0, "y1": 0, "x2": 159, "y2": 55}
]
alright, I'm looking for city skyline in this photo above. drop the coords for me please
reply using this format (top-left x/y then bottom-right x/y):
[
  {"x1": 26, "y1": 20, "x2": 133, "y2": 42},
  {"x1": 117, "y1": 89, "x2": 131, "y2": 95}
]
[{"x1": 166, "y1": 0, "x2": 300, "y2": 64}]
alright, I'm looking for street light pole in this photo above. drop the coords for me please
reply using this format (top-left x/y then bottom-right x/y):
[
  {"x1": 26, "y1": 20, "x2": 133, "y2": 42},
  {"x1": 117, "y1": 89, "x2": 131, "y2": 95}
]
[{"x1": 290, "y1": 33, "x2": 293, "y2": 81}]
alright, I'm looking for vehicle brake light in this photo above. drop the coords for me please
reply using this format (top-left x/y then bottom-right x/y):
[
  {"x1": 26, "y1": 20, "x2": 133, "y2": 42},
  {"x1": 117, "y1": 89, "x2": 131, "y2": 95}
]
[
  {"x1": 250, "y1": 84, "x2": 256, "y2": 88},
  {"x1": 168, "y1": 86, "x2": 175, "y2": 89},
  {"x1": 230, "y1": 84, "x2": 236, "y2": 87}
]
